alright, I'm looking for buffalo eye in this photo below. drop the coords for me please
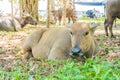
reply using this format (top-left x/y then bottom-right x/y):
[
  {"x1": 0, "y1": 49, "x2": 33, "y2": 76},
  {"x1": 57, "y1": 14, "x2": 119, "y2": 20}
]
[{"x1": 85, "y1": 31, "x2": 89, "y2": 36}]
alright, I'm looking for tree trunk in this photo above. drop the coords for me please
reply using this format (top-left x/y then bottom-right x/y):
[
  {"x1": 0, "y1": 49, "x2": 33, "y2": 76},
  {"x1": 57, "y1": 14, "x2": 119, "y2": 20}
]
[
  {"x1": 46, "y1": 0, "x2": 50, "y2": 28},
  {"x1": 50, "y1": 0, "x2": 55, "y2": 11},
  {"x1": 61, "y1": 0, "x2": 66, "y2": 27},
  {"x1": 50, "y1": 0, "x2": 55, "y2": 24},
  {"x1": 11, "y1": 0, "x2": 14, "y2": 17},
  {"x1": 20, "y1": 0, "x2": 38, "y2": 21}
]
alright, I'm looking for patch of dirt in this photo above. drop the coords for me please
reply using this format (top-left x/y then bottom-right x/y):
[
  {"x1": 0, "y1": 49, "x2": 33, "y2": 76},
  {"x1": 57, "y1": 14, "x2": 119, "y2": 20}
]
[
  {"x1": 0, "y1": 32, "x2": 27, "y2": 70},
  {"x1": 95, "y1": 29, "x2": 120, "y2": 36}
]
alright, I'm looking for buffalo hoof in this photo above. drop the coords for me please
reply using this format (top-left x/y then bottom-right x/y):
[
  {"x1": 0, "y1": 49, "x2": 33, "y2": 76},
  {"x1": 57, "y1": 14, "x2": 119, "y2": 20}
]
[
  {"x1": 110, "y1": 35, "x2": 116, "y2": 38},
  {"x1": 105, "y1": 34, "x2": 109, "y2": 38}
]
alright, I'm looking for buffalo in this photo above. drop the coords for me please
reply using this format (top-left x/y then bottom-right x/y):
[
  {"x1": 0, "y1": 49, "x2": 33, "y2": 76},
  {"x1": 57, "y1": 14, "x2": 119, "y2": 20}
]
[
  {"x1": 0, "y1": 16, "x2": 37, "y2": 31},
  {"x1": 51, "y1": 8, "x2": 76, "y2": 25},
  {"x1": 104, "y1": 0, "x2": 120, "y2": 37},
  {"x1": 21, "y1": 22, "x2": 99, "y2": 61}
]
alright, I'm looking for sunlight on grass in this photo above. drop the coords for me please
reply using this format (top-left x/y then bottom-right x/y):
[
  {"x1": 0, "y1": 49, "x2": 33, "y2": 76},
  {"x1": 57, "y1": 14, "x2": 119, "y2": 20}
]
[{"x1": 0, "y1": 57, "x2": 120, "y2": 80}]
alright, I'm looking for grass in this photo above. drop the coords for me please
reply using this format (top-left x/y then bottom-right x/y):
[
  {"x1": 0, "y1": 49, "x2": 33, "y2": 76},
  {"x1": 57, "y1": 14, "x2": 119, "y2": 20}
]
[
  {"x1": 0, "y1": 17, "x2": 120, "y2": 80},
  {"x1": 0, "y1": 57, "x2": 120, "y2": 80}
]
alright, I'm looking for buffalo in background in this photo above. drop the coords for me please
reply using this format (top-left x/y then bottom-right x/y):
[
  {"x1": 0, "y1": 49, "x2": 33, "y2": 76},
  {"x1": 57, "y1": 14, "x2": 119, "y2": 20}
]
[
  {"x1": 51, "y1": 8, "x2": 77, "y2": 25},
  {"x1": 104, "y1": 0, "x2": 120, "y2": 37},
  {"x1": 0, "y1": 16, "x2": 37, "y2": 31}
]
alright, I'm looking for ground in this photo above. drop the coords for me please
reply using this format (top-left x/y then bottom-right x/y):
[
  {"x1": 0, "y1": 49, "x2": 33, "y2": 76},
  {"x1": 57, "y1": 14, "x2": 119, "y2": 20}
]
[{"x1": 0, "y1": 23, "x2": 120, "y2": 79}]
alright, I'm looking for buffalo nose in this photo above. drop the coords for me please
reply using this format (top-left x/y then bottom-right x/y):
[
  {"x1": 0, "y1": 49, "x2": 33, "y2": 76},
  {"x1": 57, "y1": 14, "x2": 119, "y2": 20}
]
[{"x1": 70, "y1": 47, "x2": 83, "y2": 55}]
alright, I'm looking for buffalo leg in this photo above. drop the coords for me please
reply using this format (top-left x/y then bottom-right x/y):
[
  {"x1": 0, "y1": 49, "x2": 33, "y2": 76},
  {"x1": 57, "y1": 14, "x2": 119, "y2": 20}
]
[
  {"x1": 105, "y1": 25, "x2": 109, "y2": 36},
  {"x1": 48, "y1": 46, "x2": 69, "y2": 60},
  {"x1": 58, "y1": 17, "x2": 62, "y2": 25},
  {"x1": 71, "y1": 16, "x2": 75, "y2": 23},
  {"x1": 21, "y1": 28, "x2": 47, "y2": 59},
  {"x1": 71, "y1": 17, "x2": 73, "y2": 23},
  {"x1": 68, "y1": 17, "x2": 70, "y2": 23},
  {"x1": 109, "y1": 19, "x2": 114, "y2": 38},
  {"x1": 104, "y1": 19, "x2": 109, "y2": 36}
]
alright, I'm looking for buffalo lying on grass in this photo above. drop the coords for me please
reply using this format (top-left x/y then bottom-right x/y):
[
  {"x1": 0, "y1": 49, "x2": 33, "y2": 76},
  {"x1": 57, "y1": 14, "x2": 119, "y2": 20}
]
[
  {"x1": 0, "y1": 16, "x2": 37, "y2": 31},
  {"x1": 21, "y1": 22, "x2": 99, "y2": 61},
  {"x1": 104, "y1": 0, "x2": 120, "y2": 37}
]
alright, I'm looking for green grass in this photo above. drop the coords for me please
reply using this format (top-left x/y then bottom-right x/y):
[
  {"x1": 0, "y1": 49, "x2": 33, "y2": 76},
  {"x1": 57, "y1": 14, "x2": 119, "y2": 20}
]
[{"x1": 0, "y1": 57, "x2": 120, "y2": 80}]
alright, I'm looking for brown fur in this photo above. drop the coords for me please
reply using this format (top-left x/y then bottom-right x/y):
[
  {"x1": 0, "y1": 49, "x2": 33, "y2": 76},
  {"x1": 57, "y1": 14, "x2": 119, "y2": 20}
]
[
  {"x1": 0, "y1": 16, "x2": 37, "y2": 31},
  {"x1": 21, "y1": 22, "x2": 99, "y2": 61},
  {"x1": 104, "y1": 0, "x2": 120, "y2": 37},
  {"x1": 51, "y1": 8, "x2": 76, "y2": 24},
  {"x1": 71, "y1": 23, "x2": 99, "y2": 58}
]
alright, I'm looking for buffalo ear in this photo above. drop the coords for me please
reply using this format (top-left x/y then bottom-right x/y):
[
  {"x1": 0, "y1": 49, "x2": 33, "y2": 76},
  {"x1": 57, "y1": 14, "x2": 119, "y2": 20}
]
[{"x1": 89, "y1": 22, "x2": 99, "y2": 33}]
